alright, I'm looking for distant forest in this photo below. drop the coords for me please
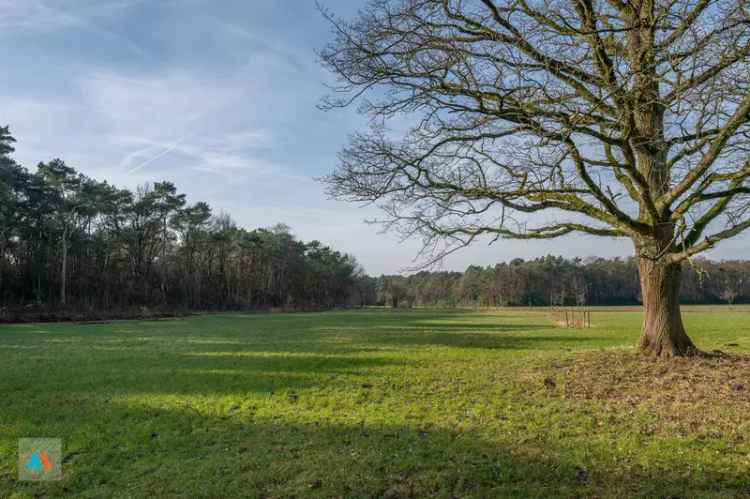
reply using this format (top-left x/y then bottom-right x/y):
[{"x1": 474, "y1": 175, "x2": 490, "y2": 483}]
[
  {"x1": 377, "y1": 256, "x2": 749, "y2": 308},
  {"x1": 2, "y1": 126, "x2": 749, "y2": 320},
  {"x1": 0, "y1": 127, "x2": 369, "y2": 319}
]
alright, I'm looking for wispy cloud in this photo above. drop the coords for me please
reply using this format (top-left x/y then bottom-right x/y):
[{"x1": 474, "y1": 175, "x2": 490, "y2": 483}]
[
  {"x1": 119, "y1": 132, "x2": 278, "y2": 175},
  {"x1": 73, "y1": 67, "x2": 283, "y2": 176},
  {"x1": 124, "y1": 134, "x2": 193, "y2": 174},
  {"x1": 0, "y1": 0, "x2": 82, "y2": 32},
  {"x1": 0, "y1": 0, "x2": 143, "y2": 33},
  {"x1": 213, "y1": 18, "x2": 306, "y2": 72}
]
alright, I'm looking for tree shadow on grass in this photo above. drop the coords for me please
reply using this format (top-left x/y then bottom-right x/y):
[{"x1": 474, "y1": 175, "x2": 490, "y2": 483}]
[
  {"x1": 322, "y1": 323, "x2": 554, "y2": 332},
  {"x1": 0, "y1": 312, "x2": 615, "y2": 407},
  {"x1": 70, "y1": 331, "x2": 593, "y2": 399},
  {"x1": 9, "y1": 349, "x2": 406, "y2": 398},
  {"x1": 311, "y1": 319, "x2": 614, "y2": 352},
  {"x1": 3, "y1": 399, "x2": 747, "y2": 499},
  {"x1": 100, "y1": 325, "x2": 603, "y2": 358},
  {"x1": 329, "y1": 322, "x2": 611, "y2": 351},
  {"x1": 361, "y1": 332, "x2": 606, "y2": 351}
]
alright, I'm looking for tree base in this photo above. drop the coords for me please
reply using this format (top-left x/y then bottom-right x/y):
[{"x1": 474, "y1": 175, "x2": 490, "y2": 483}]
[
  {"x1": 639, "y1": 337, "x2": 700, "y2": 358},
  {"x1": 637, "y1": 257, "x2": 699, "y2": 358}
]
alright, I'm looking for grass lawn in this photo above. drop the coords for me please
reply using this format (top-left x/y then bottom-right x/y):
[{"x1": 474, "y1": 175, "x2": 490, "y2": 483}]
[{"x1": 1, "y1": 307, "x2": 750, "y2": 498}]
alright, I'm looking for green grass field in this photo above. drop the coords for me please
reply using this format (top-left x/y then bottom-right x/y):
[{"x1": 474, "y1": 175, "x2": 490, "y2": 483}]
[{"x1": 2, "y1": 307, "x2": 750, "y2": 498}]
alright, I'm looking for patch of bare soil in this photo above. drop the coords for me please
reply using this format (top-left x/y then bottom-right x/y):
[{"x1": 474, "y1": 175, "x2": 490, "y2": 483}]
[{"x1": 538, "y1": 349, "x2": 750, "y2": 439}]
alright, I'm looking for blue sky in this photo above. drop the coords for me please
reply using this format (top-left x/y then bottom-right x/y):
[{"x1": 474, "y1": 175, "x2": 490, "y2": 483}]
[{"x1": 1, "y1": 0, "x2": 747, "y2": 274}]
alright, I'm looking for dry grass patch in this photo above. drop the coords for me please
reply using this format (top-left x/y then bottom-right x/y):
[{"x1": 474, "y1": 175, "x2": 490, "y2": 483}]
[{"x1": 539, "y1": 349, "x2": 750, "y2": 441}]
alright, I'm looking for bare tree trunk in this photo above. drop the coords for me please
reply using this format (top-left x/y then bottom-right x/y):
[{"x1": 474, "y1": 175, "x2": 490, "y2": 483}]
[
  {"x1": 161, "y1": 219, "x2": 168, "y2": 305},
  {"x1": 0, "y1": 226, "x2": 6, "y2": 289},
  {"x1": 61, "y1": 227, "x2": 68, "y2": 306},
  {"x1": 637, "y1": 256, "x2": 697, "y2": 357},
  {"x1": 0, "y1": 232, "x2": 5, "y2": 306}
]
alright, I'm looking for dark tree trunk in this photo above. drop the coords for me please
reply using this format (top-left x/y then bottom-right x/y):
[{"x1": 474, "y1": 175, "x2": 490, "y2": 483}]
[
  {"x1": 61, "y1": 228, "x2": 68, "y2": 306},
  {"x1": 637, "y1": 256, "x2": 697, "y2": 357}
]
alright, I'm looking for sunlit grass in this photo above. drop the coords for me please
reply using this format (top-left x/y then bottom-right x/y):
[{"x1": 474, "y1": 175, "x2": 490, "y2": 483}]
[{"x1": 1, "y1": 307, "x2": 749, "y2": 498}]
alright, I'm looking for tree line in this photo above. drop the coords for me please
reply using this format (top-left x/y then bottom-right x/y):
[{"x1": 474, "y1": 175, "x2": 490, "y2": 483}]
[
  {"x1": 377, "y1": 255, "x2": 749, "y2": 308},
  {"x1": 0, "y1": 127, "x2": 370, "y2": 319},
  {"x1": 2, "y1": 125, "x2": 748, "y2": 320}
]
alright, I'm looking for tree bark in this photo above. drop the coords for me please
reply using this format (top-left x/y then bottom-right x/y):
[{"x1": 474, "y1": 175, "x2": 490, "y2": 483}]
[
  {"x1": 61, "y1": 227, "x2": 68, "y2": 306},
  {"x1": 637, "y1": 256, "x2": 697, "y2": 357}
]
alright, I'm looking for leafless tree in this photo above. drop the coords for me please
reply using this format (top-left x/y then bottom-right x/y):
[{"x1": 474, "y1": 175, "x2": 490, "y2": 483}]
[
  {"x1": 720, "y1": 268, "x2": 743, "y2": 305},
  {"x1": 720, "y1": 285, "x2": 739, "y2": 305},
  {"x1": 551, "y1": 287, "x2": 567, "y2": 306},
  {"x1": 571, "y1": 275, "x2": 588, "y2": 306},
  {"x1": 319, "y1": 0, "x2": 750, "y2": 357}
]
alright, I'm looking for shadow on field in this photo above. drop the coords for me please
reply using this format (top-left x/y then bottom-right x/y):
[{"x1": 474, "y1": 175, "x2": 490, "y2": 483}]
[
  {"x1": 357, "y1": 330, "x2": 599, "y2": 351},
  {"x1": 4, "y1": 399, "x2": 746, "y2": 499},
  {"x1": 81, "y1": 350, "x2": 405, "y2": 396},
  {"x1": 2, "y1": 321, "x2": 602, "y2": 400},
  {"x1": 351, "y1": 322, "x2": 553, "y2": 332},
  {"x1": 69, "y1": 333, "x2": 596, "y2": 398},
  {"x1": 0, "y1": 310, "x2": 611, "y2": 404},
  {"x1": 314, "y1": 321, "x2": 607, "y2": 352}
]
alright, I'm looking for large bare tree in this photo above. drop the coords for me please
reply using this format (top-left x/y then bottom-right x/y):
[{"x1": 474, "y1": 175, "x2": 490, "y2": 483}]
[{"x1": 319, "y1": 0, "x2": 750, "y2": 357}]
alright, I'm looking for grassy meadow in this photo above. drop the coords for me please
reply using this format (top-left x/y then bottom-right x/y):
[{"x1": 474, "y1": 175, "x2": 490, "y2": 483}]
[{"x1": 1, "y1": 307, "x2": 750, "y2": 498}]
